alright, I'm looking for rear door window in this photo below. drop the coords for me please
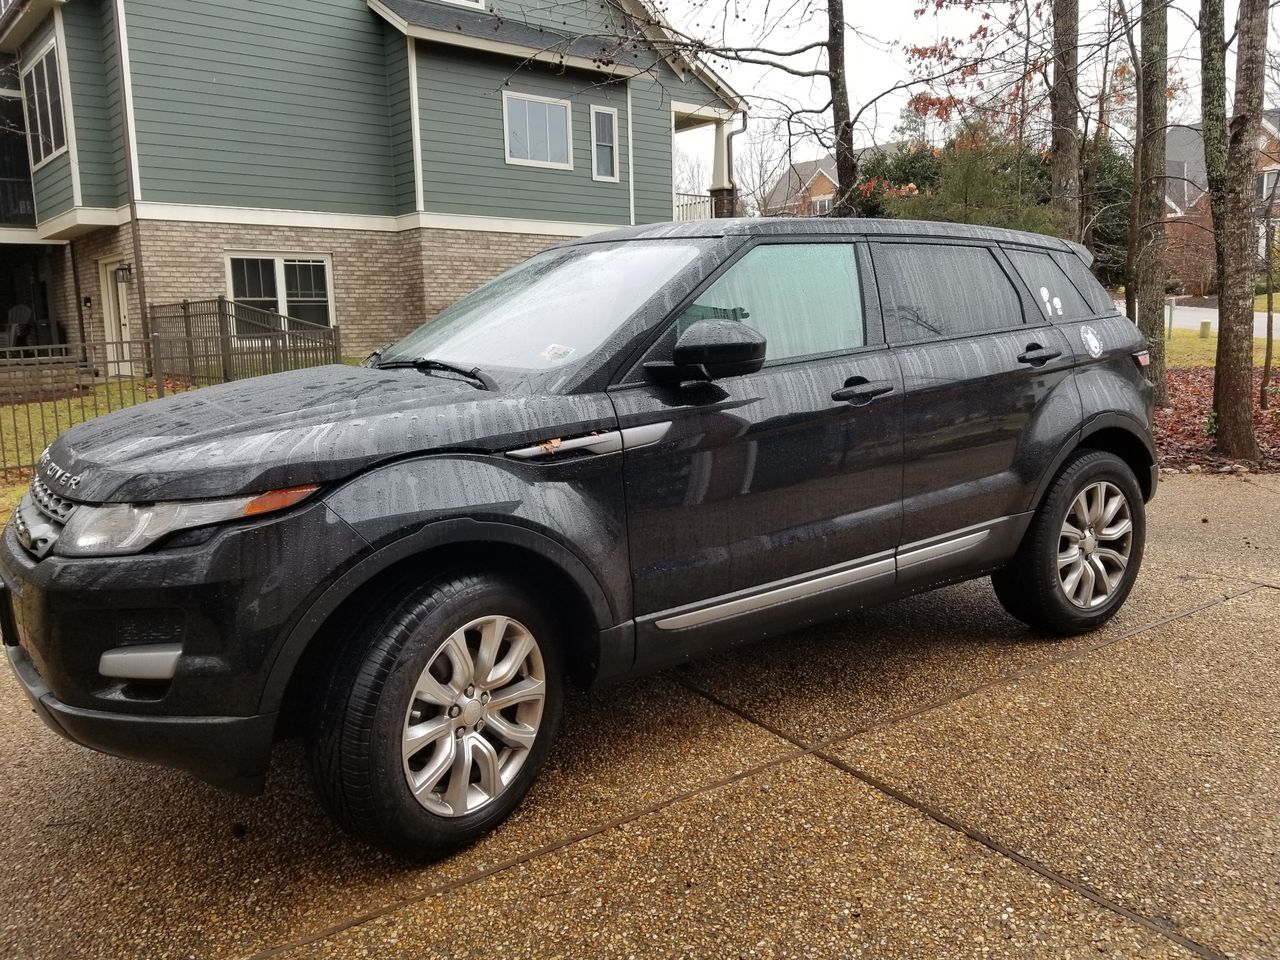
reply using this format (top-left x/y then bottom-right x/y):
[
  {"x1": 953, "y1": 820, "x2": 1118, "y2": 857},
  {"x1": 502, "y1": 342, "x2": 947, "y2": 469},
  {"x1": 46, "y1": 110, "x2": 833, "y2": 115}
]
[
  {"x1": 1005, "y1": 248, "x2": 1095, "y2": 320},
  {"x1": 673, "y1": 243, "x2": 865, "y2": 362},
  {"x1": 872, "y1": 243, "x2": 1024, "y2": 343}
]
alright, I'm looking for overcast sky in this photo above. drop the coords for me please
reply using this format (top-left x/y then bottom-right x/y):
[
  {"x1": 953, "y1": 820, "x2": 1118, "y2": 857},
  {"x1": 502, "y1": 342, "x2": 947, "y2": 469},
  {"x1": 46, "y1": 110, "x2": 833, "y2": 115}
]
[{"x1": 669, "y1": 0, "x2": 1272, "y2": 166}]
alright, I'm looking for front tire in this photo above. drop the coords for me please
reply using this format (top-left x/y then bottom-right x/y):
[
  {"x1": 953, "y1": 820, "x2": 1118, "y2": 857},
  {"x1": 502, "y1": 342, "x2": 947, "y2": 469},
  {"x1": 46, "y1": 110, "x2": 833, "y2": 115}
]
[
  {"x1": 307, "y1": 572, "x2": 564, "y2": 861},
  {"x1": 993, "y1": 449, "x2": 1146, "y2": 636}
]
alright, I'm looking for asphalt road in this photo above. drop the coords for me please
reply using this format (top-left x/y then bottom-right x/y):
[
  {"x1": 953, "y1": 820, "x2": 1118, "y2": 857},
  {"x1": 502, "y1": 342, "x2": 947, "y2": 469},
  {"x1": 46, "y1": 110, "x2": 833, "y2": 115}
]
[{"x1": 1, "y1": 472, "x2": 1277, "y2": 960}]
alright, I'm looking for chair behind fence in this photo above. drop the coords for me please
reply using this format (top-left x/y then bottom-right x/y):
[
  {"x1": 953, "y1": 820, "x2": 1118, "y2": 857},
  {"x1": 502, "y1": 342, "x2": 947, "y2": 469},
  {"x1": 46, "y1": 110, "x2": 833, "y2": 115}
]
[{"x1": 0, "y1": 303, "x2": 341, "y2": 477}]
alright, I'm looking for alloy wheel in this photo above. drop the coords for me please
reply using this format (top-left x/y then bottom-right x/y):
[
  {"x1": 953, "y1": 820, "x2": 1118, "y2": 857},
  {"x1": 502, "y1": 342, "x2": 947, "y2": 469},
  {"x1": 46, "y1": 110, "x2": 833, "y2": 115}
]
[
  {"x1": 401, "y1": 615, "x2": 546, "y2": 817},
  {"x1": 1057, "y1": 480, "x2": 1133, "y2": 609}
]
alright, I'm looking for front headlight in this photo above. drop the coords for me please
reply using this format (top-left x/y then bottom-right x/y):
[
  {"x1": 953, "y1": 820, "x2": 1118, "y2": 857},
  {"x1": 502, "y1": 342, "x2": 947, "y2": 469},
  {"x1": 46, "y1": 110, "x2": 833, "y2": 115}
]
[{"x1": 57, "y1": 484, "x2": 319, "y2": 557}]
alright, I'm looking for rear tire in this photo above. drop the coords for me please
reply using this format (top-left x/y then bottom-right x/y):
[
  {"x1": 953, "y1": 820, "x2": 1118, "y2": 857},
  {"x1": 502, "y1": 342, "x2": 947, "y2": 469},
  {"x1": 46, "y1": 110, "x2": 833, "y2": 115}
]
[
  {"x1": 993, "y1": 449, "x2": 1145, "y2": 636},
  {"x1": 307, "y1": 572, "x2": 564, "y2": 861}
]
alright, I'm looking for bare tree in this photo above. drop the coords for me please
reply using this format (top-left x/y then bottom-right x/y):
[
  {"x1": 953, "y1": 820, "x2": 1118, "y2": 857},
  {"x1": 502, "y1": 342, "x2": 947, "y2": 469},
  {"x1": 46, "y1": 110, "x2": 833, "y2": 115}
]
[
  {"x1": 734, "y1": 123, "x2": 790, "y2": 216},
  {"x1": 674, "y1": 148, "x2": 709, "y2": 195},
  {"x1": 1136, "y1": 0, "x2": 1169, "y2": 406},
  {"x1": 1051, "y1": 0, "x2": 1082, "y2": 229},
  {"x1": 1201, "y1": 0, "x2": 1269, "y2": 460}
]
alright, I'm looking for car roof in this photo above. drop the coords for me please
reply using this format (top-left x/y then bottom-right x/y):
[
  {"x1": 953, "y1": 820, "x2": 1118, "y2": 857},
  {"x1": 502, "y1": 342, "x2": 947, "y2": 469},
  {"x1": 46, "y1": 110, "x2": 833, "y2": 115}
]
[{"x1": 569, "y1": 217, "x2": 1093, "y2": 264}]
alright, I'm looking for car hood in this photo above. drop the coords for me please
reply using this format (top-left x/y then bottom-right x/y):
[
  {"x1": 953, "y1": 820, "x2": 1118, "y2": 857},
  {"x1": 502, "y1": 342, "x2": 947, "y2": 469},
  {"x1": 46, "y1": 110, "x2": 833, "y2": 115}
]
[{"x1": 44, "y1": 364, "x2": 615, "y2": 503}]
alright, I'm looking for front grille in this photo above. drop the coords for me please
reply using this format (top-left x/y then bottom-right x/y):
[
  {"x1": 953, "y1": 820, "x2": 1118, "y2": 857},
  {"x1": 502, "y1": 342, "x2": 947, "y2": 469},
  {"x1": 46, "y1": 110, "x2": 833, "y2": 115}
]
[{"x1": 30, "y1": 474, "x2": 76, "y2": 524}]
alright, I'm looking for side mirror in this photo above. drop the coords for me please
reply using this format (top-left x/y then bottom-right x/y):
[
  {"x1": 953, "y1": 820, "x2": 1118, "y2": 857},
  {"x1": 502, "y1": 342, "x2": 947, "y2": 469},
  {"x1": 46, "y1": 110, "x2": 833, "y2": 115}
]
[{"x1": 645, "y1": 319, "x2": 766, "y2": 382}]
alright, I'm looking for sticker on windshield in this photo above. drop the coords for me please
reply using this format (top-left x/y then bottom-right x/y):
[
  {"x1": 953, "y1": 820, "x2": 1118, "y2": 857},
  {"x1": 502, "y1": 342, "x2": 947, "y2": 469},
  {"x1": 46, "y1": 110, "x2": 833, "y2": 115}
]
[
  {"x1": 539, "y1": 343, "x2": 576, "y2": 363},
  {"x1": 1080, "y1": 325, "x2": 1103, "y2": 358}
]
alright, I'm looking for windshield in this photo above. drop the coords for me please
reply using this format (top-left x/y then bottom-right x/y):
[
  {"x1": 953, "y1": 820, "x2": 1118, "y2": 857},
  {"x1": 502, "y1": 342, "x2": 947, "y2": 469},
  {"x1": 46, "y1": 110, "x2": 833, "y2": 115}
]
[{"x1": 378, "y1": 240, "x2": 708, "y2": 379}]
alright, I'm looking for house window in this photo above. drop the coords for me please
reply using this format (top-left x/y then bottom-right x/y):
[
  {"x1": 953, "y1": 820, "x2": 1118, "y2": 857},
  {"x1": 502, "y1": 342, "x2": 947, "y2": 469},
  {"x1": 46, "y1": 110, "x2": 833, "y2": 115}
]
[
  {"x1": 591, "y1": 105, "x2": 618, "y2": 181},
  {"x1": 811, "y1": 196, "x2": 833, "y2": 216},
  {"x1": 228, "y1": 255, "x2": 333, "y2": 327},
  {"x1": 1258, "y1": 170, "x2": 1280, "y2": 201},
  {"x1": 20, "y1": 44, "x2": 65, "y2": 168},
  {"x1": 503, "y1": 91, "x2": 572, "y2": 170}
]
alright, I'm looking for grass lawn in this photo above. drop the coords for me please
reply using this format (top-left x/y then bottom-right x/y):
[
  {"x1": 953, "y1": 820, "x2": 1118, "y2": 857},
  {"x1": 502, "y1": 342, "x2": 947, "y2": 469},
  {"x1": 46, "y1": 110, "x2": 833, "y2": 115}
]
[
  {"x1": 1162, "y1": 327, "x2": 1271, "y2": 367},
  {"x1": 1255, "y1": 294, "x2": 1280, "y2": 313}
]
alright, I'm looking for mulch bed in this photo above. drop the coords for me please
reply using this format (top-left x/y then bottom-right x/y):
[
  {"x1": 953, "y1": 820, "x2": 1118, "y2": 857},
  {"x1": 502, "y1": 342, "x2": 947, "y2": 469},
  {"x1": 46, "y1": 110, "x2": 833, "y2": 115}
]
[{"x1": 1156, "y1": 367, "x2": 1280, "y2": 472}]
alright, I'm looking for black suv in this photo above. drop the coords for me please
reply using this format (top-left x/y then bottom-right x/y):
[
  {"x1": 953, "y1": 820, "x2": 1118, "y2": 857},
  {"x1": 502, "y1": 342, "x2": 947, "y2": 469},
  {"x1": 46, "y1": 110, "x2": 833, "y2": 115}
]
[{"x1": 1, "y1": 219, "x2": 1155, "y2": 859}]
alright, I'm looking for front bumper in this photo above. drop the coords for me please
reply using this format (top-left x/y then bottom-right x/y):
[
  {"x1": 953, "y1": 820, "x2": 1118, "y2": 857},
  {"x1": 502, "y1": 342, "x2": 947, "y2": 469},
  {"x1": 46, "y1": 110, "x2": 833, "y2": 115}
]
[
  {"x1": 5, "y1": 640, "x2": 274, "y2": 793},
  {"x1": 0, "y1": 497, "x2": 370, "y2": 792}
]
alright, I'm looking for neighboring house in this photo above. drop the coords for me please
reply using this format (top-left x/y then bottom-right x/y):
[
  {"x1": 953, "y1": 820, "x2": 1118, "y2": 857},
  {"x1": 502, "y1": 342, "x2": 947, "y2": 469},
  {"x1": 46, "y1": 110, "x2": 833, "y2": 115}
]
[
  {"x1": 1164, "y1": 110, "x2": 1280, "y2": 295},
  {"x1": 759, "y1": 145, "x2": 898, "y2": 217},
  {"x1": 0, "y1": 0, "x2": 744, "y2": 352}
]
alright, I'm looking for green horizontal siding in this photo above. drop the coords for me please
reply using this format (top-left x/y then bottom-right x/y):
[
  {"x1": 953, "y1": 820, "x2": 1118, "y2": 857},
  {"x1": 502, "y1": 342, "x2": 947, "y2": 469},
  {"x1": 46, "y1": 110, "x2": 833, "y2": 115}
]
[
  {"x1": 125, "y1": 0, "x2": 396, "y2": 214},
  {"x1": 33, "y1": 150, "x2": 74, "y2": 220},
  {"x1": 64, "y1": 0, "x2": 126, "y2": 208},
  {"x1": 418, "y1": 45, "x2": 629, "y2": 225},
  {"x1": 630, "y1": 71, "x2": 672, "y2": 223},
  {"x1": 386, "y1": 31, "x2": 416, "y2": 215}
]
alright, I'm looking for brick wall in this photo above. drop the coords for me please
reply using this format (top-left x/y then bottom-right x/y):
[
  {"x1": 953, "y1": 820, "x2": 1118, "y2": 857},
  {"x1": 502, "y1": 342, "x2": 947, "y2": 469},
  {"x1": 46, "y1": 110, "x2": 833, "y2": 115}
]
[
  {"x1": 62, "y1": 220, "x2": 574, "y2": 355},
  {"x1": 49, "y1": 223, "x2": 139, "y2": 343}
]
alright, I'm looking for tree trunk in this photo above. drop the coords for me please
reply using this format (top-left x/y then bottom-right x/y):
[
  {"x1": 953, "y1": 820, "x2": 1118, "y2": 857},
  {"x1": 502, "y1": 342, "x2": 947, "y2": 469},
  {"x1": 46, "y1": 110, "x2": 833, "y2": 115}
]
[
  {"x1": 1203, "y1": 0, "x2": 1267, "y2": 460},
  {"x1": 1050, "y1": 0, "x2": 1080, "y2": 234},
  {"x1": 1135, "y1": 0, "x2": 1168, "y2": 406},
  {"x1": 1263, "y1": 211, "x2": 1274, "y2": 409},
  {"x1": 1199, "y1": 0, "x2": 1229, "y2": 286},
  {"x1": 827, "y1": 0, "x2": 859, "y2": 217}
]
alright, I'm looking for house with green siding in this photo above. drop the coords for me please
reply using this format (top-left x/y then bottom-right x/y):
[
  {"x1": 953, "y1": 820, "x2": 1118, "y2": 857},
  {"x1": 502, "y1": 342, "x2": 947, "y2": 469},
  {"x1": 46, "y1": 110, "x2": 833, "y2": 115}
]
[{"x1": 0, "y1": 0, "x2": 743, "y2": 351}]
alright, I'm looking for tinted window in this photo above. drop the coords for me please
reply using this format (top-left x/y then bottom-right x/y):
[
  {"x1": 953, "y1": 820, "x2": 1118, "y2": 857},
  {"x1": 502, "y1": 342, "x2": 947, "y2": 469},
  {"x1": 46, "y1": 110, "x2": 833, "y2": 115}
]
[
  {"x1": 675, "y1": 243, "x2": 864, "y2": 361},
  {"x1": 1051, "y1": 251, "x2": 1117, "y2": 315},
  {"x1": 1006, "y1": 249, "x2": 1094, "y2": 320},
  {"x1": 874, "y1": 243, "x2": 1023, "y2": 341}
]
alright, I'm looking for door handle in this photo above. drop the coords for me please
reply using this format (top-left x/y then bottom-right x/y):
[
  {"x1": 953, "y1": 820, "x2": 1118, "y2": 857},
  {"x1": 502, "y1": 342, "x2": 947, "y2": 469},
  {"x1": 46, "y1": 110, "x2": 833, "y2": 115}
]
[
  {"x1": 1017, "y1": 343, "x2": 1062, "y2": 366},
  {"x1": 831, "y1": 377, "x2": 894, "y2": 405}
]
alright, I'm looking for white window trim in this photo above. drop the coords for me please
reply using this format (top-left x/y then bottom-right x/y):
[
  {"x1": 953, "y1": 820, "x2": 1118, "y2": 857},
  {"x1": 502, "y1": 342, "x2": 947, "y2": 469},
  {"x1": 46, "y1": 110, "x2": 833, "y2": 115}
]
[
  {"x1": 428, "y1": 0, "x2": 484, "y2": 9},
  {"x1": 590, "y1": 104, "x2": 619, "y2": 183},
  {"x1": 224, "y1": 252, "x2": 337, "y2": 328},
  {"x1": 502, "y1": 90, "x2": 573, "y2": 172},
  {"x1": 19, "y1": 39, "x2": 67, "y2": 173}
]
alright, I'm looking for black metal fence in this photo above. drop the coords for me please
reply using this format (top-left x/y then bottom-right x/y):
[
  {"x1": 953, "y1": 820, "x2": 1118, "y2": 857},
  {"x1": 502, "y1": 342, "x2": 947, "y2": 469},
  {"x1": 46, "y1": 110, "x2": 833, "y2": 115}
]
[{"x1": 0, "y1": 304, "x2": 343, "y2": 477}]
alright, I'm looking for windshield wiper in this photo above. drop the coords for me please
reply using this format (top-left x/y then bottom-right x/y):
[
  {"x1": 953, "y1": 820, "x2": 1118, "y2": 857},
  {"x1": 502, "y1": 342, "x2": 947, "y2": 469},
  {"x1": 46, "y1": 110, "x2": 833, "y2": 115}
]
[{"x1": 376, "y1": 357, "x2": 498, "y2": 391}]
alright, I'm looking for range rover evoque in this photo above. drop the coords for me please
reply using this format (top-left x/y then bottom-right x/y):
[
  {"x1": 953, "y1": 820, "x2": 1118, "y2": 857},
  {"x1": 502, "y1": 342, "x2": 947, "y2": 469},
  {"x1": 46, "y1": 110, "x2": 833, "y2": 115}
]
[{"x1": 1, "y1": 219, "x2": 1156, "y2": 859}]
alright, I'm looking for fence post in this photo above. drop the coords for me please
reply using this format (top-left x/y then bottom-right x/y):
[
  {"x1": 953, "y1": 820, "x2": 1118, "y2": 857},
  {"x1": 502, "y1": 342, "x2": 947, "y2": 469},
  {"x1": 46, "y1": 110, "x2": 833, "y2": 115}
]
[
  {"x1": 271, "y1": 332, "x2": 284, "y2": 374},
  {"x1": 217, "y1": 295, "x2": 234, "y2": 382},
  {"x1": 181, "y1": 299, "x2": 197, "y2": 381},
  {"x1": 151, "y1": 333, "x2": 166, "y2": 399},
  {"x1": 332, "y1": 324, "x2": 342, "y2": 365}
]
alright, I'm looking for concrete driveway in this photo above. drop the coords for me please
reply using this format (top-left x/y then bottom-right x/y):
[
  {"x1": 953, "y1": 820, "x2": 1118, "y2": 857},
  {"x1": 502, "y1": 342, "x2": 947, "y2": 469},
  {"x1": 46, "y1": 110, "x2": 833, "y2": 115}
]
[{"x1": 1, "y1": 473, "x2": 1277, "y2": 960}]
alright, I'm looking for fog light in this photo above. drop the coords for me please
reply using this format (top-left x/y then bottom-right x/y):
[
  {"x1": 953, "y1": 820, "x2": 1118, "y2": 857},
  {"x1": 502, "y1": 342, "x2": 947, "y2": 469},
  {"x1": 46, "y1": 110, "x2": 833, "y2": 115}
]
[{"x1": 98, "y1": 643, "x2": 182, "y2": 680}]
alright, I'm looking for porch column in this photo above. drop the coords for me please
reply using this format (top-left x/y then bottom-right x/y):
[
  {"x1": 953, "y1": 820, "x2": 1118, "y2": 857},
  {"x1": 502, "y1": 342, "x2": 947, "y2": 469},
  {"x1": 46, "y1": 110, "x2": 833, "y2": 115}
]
[{"x1": 709, "y1": 118, "x2": 736, "y2": 217}]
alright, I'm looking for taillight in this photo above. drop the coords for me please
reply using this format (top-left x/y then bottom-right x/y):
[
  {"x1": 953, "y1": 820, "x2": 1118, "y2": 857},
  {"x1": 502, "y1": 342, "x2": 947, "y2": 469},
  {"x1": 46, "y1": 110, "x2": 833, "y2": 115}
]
[{"x1": 1133, "y1": 350, "x2": 1150, "y2": 368}]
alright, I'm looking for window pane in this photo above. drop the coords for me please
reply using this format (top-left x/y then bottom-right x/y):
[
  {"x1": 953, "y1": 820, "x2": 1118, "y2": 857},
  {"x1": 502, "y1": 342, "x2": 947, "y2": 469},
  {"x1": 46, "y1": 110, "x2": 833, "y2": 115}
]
[
  {"x1": 1050, "y1": 251, "x2": 1116, "y2": 314},
  {"x1": 545, "y1": 102, "x2": 567, "y2": 164},
  {"x1": 23, "y1": 68, "x2": 41, "y2": 163},
  {"x1": 507, "y1": 97, "x2": 528, "y2": 160},
  {"x1": 231, "y1": 258, "x2": 277, "y2": 304},
  {"x1": 43, "y1": 53, "x2": 63, "y2": 152},
  {"x1": 1006, "y1": 249, "x2": 1093, "y2": 320},
  {"x1": 284, "y1": 260, "x2": 330, "y2": 326},
  {"x1": 527, "y1": 100, "x2": 549, "y2": 162},
  {"x1": 594, "y1": 110, "x2": 614, "y2": 146},
  {"x1": 596, "y1": 143, "x2": 614, "y2": 178},
  {"x1": 875, "y1": 243, "x2": 1023, "y2": 341},
  {"x1": 676, "y1": 244, "x2": 864, "y2": 361}
]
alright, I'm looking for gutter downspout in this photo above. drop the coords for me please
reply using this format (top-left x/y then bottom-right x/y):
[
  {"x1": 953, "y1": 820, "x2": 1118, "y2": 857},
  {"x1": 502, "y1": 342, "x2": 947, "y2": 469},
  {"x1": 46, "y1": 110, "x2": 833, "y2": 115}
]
[{"x1": 110, "y1": 0, "x2": 150, "y2": 341}]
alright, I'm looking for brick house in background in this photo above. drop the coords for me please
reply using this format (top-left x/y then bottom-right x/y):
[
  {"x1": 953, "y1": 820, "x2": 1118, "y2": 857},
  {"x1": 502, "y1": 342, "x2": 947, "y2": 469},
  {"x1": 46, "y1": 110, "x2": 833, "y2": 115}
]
[
  {"x1": 1164, "y1": 110, "x2": 1280, "y2": 296},
  {"x1": 759, "y1": 144, "x2": 900, "y2": 217},
  {"x1": 0, "y1": 0, "x2": 744, "y2": 353}
]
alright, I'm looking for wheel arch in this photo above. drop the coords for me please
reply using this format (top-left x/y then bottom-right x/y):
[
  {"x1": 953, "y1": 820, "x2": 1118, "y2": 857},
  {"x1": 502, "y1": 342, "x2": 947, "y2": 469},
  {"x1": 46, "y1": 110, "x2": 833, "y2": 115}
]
[
  {"x1": 1027, "y1": 413, "x2": 1157, "y2": 517},
  {"x1": 263, "y1": 518, "x2": 625, "y2": 730}
]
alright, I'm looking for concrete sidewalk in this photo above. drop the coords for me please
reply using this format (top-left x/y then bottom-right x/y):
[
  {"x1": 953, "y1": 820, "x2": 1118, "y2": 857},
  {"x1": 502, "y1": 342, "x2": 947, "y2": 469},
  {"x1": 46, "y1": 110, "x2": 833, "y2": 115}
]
[{"x1": 1, "y1": 473, "x2": 1277, "y2": 959}]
